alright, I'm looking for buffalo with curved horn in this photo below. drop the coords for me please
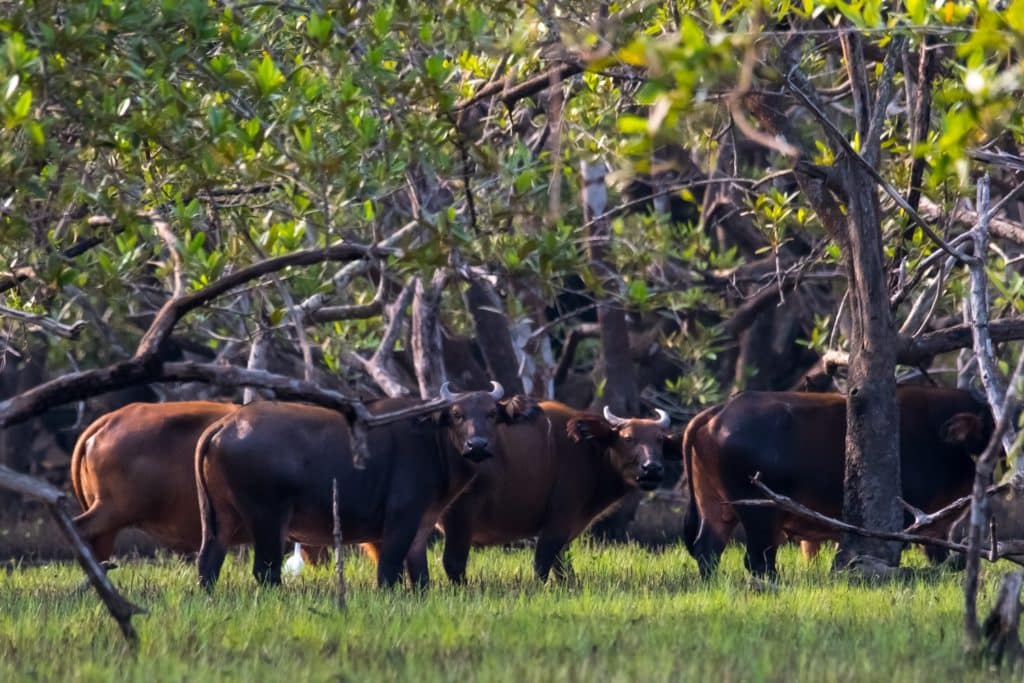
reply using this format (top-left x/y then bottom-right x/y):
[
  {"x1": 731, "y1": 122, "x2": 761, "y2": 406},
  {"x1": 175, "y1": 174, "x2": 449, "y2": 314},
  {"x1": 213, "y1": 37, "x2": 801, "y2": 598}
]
[
  {"x1": 440, "y1": 381, "x2": 504, "y2": 402},
  {"x1": 603, "y1": 405, "x2": 670, "y2": 430}
]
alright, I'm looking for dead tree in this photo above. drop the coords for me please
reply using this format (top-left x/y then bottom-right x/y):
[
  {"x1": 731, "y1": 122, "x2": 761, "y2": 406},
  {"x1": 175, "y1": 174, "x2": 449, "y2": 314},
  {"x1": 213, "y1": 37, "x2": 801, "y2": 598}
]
[
  {"x1": 411, "y1": 272, "x2": 449, "y2": 398},
  {"x1": 580, "y1": 160, "x2": 639, "y2": 416},
  {"x1": 463, "y1": 277, "x2": 526, "y2": 395}
]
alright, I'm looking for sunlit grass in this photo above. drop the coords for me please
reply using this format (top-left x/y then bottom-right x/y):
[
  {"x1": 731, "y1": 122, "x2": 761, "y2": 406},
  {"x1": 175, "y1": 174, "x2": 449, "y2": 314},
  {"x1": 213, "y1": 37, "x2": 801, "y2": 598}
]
[{"x1": 0, "y1": 541, "x2": 1016, "y2": 682}]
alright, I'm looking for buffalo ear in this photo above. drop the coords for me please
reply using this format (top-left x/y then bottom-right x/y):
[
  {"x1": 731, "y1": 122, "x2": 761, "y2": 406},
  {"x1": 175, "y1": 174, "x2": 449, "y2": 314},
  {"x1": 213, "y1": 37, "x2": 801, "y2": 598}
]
[
  {"x1": 662, "y1": 434, "x2": 683, "y2": 461},
  {"x1": 498, "y1": 395, "x2": 543, "y2": 424},
  {"x1": 567, "y1": 414, "x2": 614, "y2": 444},
  {"x1": 941, "y1": 413, "x2": 985, "y2": 448}
]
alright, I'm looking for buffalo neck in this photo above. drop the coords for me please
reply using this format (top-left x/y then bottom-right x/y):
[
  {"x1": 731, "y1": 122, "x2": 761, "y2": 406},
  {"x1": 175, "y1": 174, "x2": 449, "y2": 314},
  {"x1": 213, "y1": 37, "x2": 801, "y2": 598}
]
[
  {"x1": 585, "y1": 447, "x2": 633, "y2": 518},
  {"x1": 433, "y1": 426, "x2": 479, "y2": 502}
]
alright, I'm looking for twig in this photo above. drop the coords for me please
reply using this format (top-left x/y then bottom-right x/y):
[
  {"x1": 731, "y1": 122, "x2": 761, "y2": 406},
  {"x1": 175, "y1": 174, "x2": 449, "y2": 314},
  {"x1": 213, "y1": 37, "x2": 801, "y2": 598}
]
[{"x1": 332, "y1": 478, "x2": 346, "y2": 610}]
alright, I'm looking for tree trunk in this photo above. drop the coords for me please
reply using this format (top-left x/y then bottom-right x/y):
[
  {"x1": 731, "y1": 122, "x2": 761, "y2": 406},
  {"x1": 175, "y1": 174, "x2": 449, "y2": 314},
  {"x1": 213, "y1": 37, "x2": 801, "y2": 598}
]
[
  {"x1": 242, "y1": 327, "x2": 270, "y2": 404},
  {"x1": 411, "y1": 272, "x2": 448, "y2": 399},
  {"x1": 745, "y1": 32, "x2": 905, "y2": 571},
  {"x1": 580, "y1": 161, "x2": 639, "y2": 416},
  {"x1": 463, "y1": 278, "x2": 525, "y2": 395},
  {"x1": 832, "y1": 156, "x2": 902, "y2": 570}
]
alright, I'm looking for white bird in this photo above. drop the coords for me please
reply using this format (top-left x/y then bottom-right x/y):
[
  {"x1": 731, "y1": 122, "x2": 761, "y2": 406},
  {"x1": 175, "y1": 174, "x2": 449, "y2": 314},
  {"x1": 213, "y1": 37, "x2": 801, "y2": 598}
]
[{"x1": 283, "y1": 543, "x2": 305, "y2": 577}]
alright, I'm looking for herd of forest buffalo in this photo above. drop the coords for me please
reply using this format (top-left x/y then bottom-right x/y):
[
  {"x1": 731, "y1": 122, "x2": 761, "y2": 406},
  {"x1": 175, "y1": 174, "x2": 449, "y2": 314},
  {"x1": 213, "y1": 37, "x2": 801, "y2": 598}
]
[{"x1": 66, "y1": 366, "x2": 995, "y2": 588}]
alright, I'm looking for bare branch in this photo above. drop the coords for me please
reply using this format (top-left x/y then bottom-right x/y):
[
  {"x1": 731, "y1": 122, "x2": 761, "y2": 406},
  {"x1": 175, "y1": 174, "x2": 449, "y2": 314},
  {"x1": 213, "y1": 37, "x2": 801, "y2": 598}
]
[
  {"x1": 919, "y1": 195, "x2": 1024, "y2": 246},
  {"x1": 149, "y1": 210, "x2": 183, "y2": 298},
  {"x1": 306, "y1": 273, "x2": 386, "y2": 323},
  {"x1": 0, "y1": 304, "x2": 87, "y2": 340},
  {"x1": 455, "y1": 62, "x2": 582, "y2": 112},
  {"x1": 135, "y1": 242, "x2": 388, "y2": 359}
]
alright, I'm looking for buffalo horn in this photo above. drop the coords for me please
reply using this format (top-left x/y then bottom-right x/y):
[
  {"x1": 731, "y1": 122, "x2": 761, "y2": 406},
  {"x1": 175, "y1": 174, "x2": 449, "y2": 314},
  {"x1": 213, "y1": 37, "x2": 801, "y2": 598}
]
[
  {"x1": 654, "y1": 408, "x2": 670, "y2": 429},
  {"x1": 602, "y1": 405, "x2": 628, "y2": 428},
  {"x1": 440, "y1": 382, "x2": 455, "y2": 402},
  {"x1": 488, "y1": 381, "x2": 504, "y2": 400}
]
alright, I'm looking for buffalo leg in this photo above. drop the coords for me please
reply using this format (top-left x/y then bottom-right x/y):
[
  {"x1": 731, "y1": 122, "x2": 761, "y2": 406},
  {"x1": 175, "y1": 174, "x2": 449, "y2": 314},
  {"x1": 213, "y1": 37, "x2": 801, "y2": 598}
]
[
  {"x1": 440, "y1": 509, "x2": 473, "y2": 585},
  {"x1": 737, "y1": 511, "x2": 779, "y2": 578},
  {"x1": 249, "y1": 510, "x2": 287, "y2": 586},
  {"x1": 197, "y1": 535, "x2": 227, "y2": 590},
  {"x1": 534, "y1": 533, "x2": 570, "y2": 582},
  {"x1": 801, "y1": 540, "x2": 821, "y2": 561},
  {"x1": 690, "y1": 524, "x2": 727, "y2": 579},
  {"x1": 377, "y1": 520, "x2": 421, "y2": 588},
  {"x1": 923, "y1": 544, "x2": 950, "y2": 565},
  {"x1": 404, "y1": 525, "x2": 435, "y2": 589},
  {"x1": 73, "y1": 504, "x2": 119, "y2": 563},
  {"x1": 300, "y1": 545, "x2": 332, "y2": 565},
  {"x1": 551, "y1": 546, "x2": 575, "y2": 583}
]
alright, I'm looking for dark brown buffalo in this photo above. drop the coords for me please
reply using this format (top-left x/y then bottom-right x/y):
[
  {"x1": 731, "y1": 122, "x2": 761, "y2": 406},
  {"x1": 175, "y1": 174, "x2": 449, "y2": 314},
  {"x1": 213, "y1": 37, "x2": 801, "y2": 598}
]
[
  {"x1": 71, "y1": 401, "x2": 244, "y2": 561},
  {"x1": 432, "y1": 403, "x2": 676, "y2": 582},
  {"x1": 682, "y1": 386, "x2": 992, "y2": 577},
  {"x1": 196, "y1": 382, "x2": 537, "y2": 589}
]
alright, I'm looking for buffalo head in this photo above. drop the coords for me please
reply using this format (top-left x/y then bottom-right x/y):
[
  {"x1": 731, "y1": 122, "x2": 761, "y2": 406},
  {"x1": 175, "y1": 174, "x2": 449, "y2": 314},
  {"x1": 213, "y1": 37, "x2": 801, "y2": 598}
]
[
  {"x1": 567, "y1": 406, "x2": 677, "y2": 490},
  {"x1": 438, "y1": 382, "x2": 541, "y2": 463},
  {"x1": 940, "y1": 411, "x2": 993, "y2": 456}
]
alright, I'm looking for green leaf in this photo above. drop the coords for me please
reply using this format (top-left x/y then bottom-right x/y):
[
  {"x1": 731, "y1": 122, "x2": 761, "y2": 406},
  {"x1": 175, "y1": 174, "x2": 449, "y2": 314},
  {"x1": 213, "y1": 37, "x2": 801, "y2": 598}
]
[
  {"x1": 254, "y1": 53, "x2": 285, "y2": 95},
  {"x1": 13, "y1": 89, "x2": 31, "y2": 118},
  {"x1": 627, "y1": 279, "x2": 648, "y2": 305},
  {"x1": 25, "y1": 120, "x2": 43, "y2": 146}
]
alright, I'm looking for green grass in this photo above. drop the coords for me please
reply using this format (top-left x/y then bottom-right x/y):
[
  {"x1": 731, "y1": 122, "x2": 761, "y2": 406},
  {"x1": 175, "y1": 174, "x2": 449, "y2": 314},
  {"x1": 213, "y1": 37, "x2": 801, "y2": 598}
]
[{"x1": 0, "y1": 542, "x2": 1016, "y2": 682}]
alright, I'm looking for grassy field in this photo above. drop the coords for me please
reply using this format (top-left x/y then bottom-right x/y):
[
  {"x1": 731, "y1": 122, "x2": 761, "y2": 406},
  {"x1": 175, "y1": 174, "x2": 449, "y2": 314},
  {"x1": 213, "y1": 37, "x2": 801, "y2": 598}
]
[{"x1": 0, "y1": 541, "x2": 1016, "y2": 682}]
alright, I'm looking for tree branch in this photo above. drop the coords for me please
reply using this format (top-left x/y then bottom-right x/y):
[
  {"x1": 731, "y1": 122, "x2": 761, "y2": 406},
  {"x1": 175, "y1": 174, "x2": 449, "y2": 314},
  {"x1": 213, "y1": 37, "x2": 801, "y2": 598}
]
[
  {"x1": 135, "y1": 242, "x2": 388, "y2": 359},
  {"x1": 0, "y1": 304, "x2": 87, "y2": 340}
]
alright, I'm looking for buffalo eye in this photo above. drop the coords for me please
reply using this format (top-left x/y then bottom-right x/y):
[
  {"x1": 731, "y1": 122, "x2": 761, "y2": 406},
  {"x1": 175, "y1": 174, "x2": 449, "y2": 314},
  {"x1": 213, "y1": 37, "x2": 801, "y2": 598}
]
[
  {"x1": 621, "y1": 434, "x2": 635, "y2": 443},
  {"x1": 486, "y1": 409, "x2": 497, "y2": 419},
  {"x1": 451, "y1": 411, "x2": 464, "y2": 423}
]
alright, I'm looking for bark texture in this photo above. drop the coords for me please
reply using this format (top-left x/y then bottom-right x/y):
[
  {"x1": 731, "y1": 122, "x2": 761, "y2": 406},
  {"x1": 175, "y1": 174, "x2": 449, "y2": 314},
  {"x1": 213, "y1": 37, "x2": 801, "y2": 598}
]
[{"x1": 581, "y1": 160, "x2": 639, "y2": 416}]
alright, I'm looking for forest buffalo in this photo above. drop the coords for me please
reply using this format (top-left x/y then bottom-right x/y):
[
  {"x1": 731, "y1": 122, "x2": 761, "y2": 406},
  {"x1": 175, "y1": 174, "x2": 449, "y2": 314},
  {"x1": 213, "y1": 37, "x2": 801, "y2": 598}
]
[
  {"x1": 430, "y1": 403, "x2": 677, "y2": 583},
  {"x1": 71, "y1": 401, "x2": 242, "y2": 561},
  {"x1": 682, "y1": 386, "x2": 992, "y2": 577},
  {"x1": 195, "y1": 382, "x2": 539, "y2": 589}
]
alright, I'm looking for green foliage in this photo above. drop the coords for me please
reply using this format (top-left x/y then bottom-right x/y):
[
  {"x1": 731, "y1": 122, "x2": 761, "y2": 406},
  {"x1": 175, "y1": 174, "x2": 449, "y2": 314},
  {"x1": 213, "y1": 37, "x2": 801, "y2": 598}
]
[{"x1": 1, "y1": 0, "x2": 1021, "y2": 402}]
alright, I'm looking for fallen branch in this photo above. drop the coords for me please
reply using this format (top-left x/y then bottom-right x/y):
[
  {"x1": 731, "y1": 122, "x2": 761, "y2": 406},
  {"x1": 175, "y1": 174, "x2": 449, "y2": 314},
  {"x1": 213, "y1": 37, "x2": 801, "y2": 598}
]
[
  {"x1": 730, "y1": 472, "x2": 1024, "y2": 561},
  {"x1": 0, "y1": 465, "x2": 145, "y2": 644}
]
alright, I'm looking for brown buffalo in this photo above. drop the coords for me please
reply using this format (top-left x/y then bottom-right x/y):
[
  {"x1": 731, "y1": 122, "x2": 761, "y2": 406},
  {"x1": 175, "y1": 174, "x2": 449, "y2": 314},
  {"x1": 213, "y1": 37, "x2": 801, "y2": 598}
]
[
  {"x1": 71, "y1": 401, "x2": 240, "y2": 560},
  {"x1": 430, "y1": 403, "x2": 677, "y2": 583},
  {"x1": 683, "y1": 386, "x2": 992, "y2": 577},
  {"x1": 196, "y1": 382, "x2": 539, "y2": 589}
]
